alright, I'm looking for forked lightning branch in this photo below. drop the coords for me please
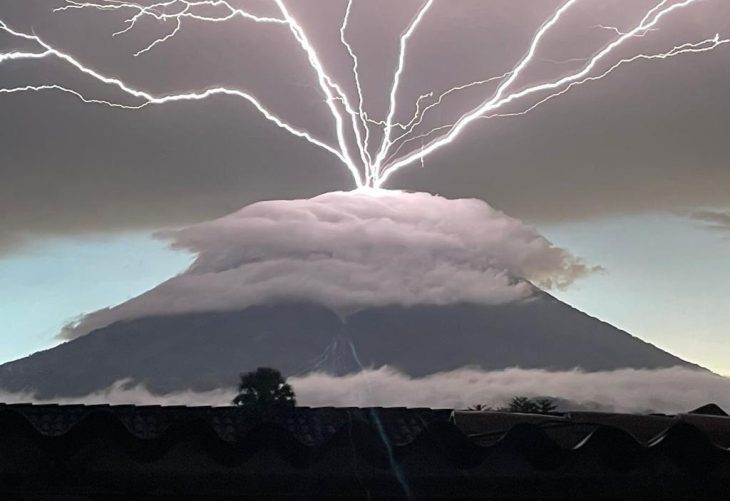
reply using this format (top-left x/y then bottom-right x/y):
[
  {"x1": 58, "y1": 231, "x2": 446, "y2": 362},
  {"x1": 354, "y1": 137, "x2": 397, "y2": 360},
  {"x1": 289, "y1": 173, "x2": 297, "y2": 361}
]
[{"x1": 0, "y1": 0, "x2": 727, "y2": 188}]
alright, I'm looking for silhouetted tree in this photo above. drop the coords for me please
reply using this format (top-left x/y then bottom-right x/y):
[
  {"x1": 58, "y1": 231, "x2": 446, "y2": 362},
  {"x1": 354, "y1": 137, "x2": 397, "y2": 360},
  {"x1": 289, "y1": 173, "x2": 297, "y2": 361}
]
[
  {"x1": 233, "y1": 367, "x2": 296, "y2": 409},
  {"x1": 506, "y1": 396, "x2": 539, "y2": 413},
  {"x1": 534, "y1": 398, "x2": 557, "y2": 414},
  {"x1": 467, "y1": 403, "x2": 493, "y2": 411},
  {"x1": 501, "y1": 396, "x2": 557, "y2": 414}
]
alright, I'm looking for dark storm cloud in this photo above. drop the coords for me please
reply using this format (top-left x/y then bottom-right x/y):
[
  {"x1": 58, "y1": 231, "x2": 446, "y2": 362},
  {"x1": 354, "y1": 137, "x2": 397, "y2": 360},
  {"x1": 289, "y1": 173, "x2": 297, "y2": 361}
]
[
  {"x1": 691, "y1": 210, "x2": 730, "y2": 232},
  {"x1": 1, "y1": 0, "x2": 730, "y2": 251}
]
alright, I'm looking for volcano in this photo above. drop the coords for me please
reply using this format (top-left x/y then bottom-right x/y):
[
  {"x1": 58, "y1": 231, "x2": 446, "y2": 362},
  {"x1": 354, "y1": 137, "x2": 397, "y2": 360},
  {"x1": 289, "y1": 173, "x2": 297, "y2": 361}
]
[{"x1": 0, "y1": 191, "x2": 699, "y2": 398}]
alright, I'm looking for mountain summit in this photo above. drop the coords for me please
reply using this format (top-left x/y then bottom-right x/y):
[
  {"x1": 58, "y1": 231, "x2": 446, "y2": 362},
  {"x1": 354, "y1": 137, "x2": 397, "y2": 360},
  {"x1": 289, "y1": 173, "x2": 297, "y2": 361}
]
[{"x1": 0, "y1": 192, "x2": 698, "y2": 398}]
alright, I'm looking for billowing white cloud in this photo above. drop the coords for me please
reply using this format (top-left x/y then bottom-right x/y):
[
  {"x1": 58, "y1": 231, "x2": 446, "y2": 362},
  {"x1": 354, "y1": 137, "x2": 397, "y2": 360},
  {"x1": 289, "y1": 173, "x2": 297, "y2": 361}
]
[
  {"x1": 291, "y1": 367, "x2": 730, "y2": 414},
  {"x1": 63, "y1": 190, "x2": 593, "y2": 338},
  {"x1": 0, "y1": 380, "x2": 234, "y2": 407},
  {"x1": 3, "y1": 367, "x2": 728, "y2": 415}
]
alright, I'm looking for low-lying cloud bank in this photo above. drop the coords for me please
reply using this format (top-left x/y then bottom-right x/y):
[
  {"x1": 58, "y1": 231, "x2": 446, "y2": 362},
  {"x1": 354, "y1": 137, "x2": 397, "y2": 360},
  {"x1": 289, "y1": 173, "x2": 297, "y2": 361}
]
[
  {"x1": 291, "y1": 367, "x2": 730, "y2": 413},
  {"x1": 3, "y1": 367, "x2": 728, "y2": 414},
  {"x1": 63, "y1": 191, "x2": 593, "y2": 339}
]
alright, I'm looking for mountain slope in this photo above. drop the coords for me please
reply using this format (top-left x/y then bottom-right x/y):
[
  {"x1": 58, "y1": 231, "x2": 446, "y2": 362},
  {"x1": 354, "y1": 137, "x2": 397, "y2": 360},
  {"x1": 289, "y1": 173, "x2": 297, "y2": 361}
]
[{"x1": 0, "y1": 292, "x2": 698, "y2": 399}]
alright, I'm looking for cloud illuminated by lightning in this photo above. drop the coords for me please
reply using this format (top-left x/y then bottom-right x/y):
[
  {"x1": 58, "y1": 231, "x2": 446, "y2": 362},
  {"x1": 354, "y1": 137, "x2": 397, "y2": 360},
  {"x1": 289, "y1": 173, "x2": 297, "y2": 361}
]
[{"x1": 0, "y1": 0, "x2": 728, "y2": 189}]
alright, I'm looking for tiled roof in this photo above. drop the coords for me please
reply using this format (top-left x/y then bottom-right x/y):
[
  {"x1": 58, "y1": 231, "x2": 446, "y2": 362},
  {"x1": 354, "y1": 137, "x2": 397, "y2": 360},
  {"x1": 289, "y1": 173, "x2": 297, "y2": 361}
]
[
  {"x1": 0, "y1": 403, "x2": 728, "y2": 499},
  {"x1": 0, "y1": 403, "x2": 451, "y2": 445}
]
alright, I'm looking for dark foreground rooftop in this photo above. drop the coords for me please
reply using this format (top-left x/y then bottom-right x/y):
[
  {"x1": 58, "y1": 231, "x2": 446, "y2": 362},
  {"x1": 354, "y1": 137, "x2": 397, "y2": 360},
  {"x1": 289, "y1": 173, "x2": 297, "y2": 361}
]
[{"x1": 0, "y1": 403, "x2": 729, "y2": 500}]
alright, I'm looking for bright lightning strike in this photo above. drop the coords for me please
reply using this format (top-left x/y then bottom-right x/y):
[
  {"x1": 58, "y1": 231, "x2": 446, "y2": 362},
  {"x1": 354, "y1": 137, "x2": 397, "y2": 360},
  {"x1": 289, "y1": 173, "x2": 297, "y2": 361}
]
[
  {"x1": 1, "y1": 0, "x2": 727, "y2": 189},
  {"x1": 372, "y1": 0, "x2": 434, "y2": 183},
  {"x1": 377, "y1": 0, "x2": 730, "y2": 185}
]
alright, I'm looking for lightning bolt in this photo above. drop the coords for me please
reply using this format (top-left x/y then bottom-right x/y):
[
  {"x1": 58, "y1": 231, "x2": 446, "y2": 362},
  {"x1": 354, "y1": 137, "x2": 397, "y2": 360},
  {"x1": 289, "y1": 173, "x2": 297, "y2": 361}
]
[
  {"x1": 384, "y1": 34, "x2": 728, "y2": 163},
  {"x1": 487, "y1": 35, "x2": 728, "y2": 120},
  {"x1": 346, "y1": 338, "x2": 413, "y2": 499},
  {"x1": 339, "y1": 0, "x2": 373, "y2": 172},
  {"x1": 372, "y1": 0, "x2": 434, "y2": 185},
  {"x1": 376, "y1": 0, "x2": 730, "y2": 186},
  {"x1": 1, "y1": 0, "x2": 728, "y2": 189},
  {"x1": 385, "y1": 71, "x2": 513, "y2": 162},
  {"x1": 272, "y1": 0, "x2": 367, "y2": 186},
  {"x1": 594, "y1": 24, "x2": 659, "y2": 38},
  {"x1": 0, "y1": 50, "x2": 53, "y2": 62},
  {"x1": 54, "y1": 0, "x2": 287, "y2": 56},
  {"x1": 0, "y1": 11, "x2": 357, "y2": 183}
]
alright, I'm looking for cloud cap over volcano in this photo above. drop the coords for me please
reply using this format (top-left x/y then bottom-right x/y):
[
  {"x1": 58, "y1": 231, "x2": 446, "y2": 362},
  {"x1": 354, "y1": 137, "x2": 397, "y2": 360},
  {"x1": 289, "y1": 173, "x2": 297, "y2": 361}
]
[{"x1": 63, "y1": 190, "x2": 594, "y2": 339}]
